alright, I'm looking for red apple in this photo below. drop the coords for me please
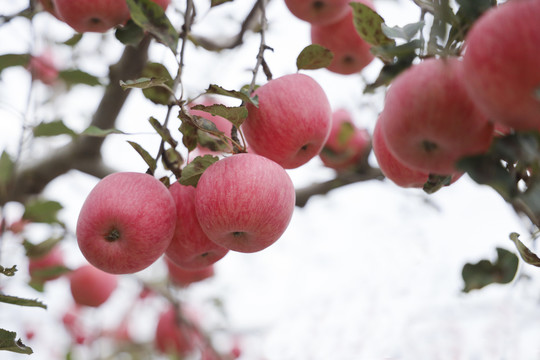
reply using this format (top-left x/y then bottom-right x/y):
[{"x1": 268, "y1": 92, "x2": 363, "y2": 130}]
[
  {"x1": 53, "y1": 0, "x2": 170, "y2": 33},
  {"x1": 26, "y1": 52, "x2": 58, "y2": 85},
  {"x1": 310, "y1": 0, "x2": 374, "y2": 75},
  {"x1": 37, "y1": 0, "x2": 62, "y2": 19},
  {"x1": 165, "y1": 257, "x2": 215, "y2": 287},
  {"x1": 462, "y1": 0, "x2": 540, "y2": 130},
  {"x1": 319, "y1": 109, "x2": 371, "y2": 170},
  {"x1": 165, "y1": 182, "x2": 228, "y2": 269},
  {"x1": 284, "y1": 0, "x2": 351, "y2": 25},
  {"x1": 243, "y1": 73, "x2": 332, "y2": 169},
  {"x1": 155, "y1": 305, "x2": 197, "y2": 356},
  {"x1": 378, "y1": 57, "x2": 494, "y2": 175},
  {"x1": 195, "y1": 153, "x2": 296, "y2": 253},
  {"x1": 28, "y1": 245, "x2": 65, "y2": 282},
  {"x1": 69, "y1": 264, "x2": 118, "y2": 307},
  {"x1": 76, "y1": 172, "x2": 176, "y2": 274}
]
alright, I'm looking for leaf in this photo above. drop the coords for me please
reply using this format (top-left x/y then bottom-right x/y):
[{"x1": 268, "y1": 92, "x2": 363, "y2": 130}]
[
  {"x1": 120, "y1": 77, "x2": 169, "y2": 90},
  {"x1": 509, "y1": 232, "x2": 540, "y2": 267},
  {"x1": 462, "y1": 248, "x2": 518, "y2": 293},
  {"x1": 296, "y1": 44, "x2": 334, "y2": 71},
  {"x1": 125, "y1": 0, "x2": 179, "y2": 53},
  {"x1": 115, "y1": 20, "x2": 145, "y2": 47},
  {"x1": 381, "y1": 21, "x2": 425, "y2": 42},
  {"x1": 141, "y1": 63, "x2": 175, "y2": 105},
  {"x1": 33, "y1": 120, "x2": 76, "y2": 137},
  {"x1": 191, "y1": 104, "x2": 248, "y2": 128},
  {"x1": 0, "y1": 151, "x2": 15, "y2": 199},
  {"x1": 350, "y1": 3, "x2": 395, "y2": 47},
  {"x1": 0, "y1": 265, "x2": 17, "y2": 277},
  {"x1": 149, "y1": 117, "x2": 177, "y2": 147},
  {"x1": 162, "y1": 148, "x2": 183, "y2": 177},
  {"x1": 23, "y1": 199, "x2": 63, "y2": 224},
  {"x1": 0, "y1": 329, "x2": 33, "y2": 355},
  {"x1": 23, "y1": 237, "x2": 62, "y2": 259},
  {"x1": 0, "y1": 54, "x2": 30, "y2": 74},
  {"x1": 179, "y1": 155, "x2": 219, "y2": 187},
  {"x1": 205, "y1": 84, "x2": 258, "y2": 107},
  {"x1": 80, "y1": 126, "x2": 125, "y2": 137},
  {"x1": 62, "y1": 33, "x2": 83, "y2": 46},
  {"x1": 127, "y1": 141, "x2": 157, "y2": 173},
  {"x1": 364, "y1": 49, "x2": 416, "y2": 92},
  {"x1": 211, "y1": 0, "x2": 233, "y2": 6},
  {"x1": 0, "y1": 294, "x2": 47, "y2": 309},
  {"x1": 422, "y1": 174, "x2": 452, "y2": 194},
  {"x1": 58, "y1": 69, "x2": 101, "y2": 87}
]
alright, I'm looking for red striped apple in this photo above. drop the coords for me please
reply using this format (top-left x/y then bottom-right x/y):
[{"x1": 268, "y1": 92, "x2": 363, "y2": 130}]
[
  {"x1": 76, "y1": 172, "x2": 176, "y2": 274},
  {"x1": 69, "y1": 264, "x2": 118, "y2": 307},
  {"x1": 195, "y1": 153, "x2": 296, "y2": 253},
  {"x1": 284, "y1": 0, "x2": 351, "y2": 25},
  {"x1": 155, "y1": 305, "x2": 197, "y2": 356},
  {"x1": 243, "y1": 73, "x2": 332, "y2": 169},
  {"x1": 165, "y1": 257, "x2": 215, "y2": 287}
]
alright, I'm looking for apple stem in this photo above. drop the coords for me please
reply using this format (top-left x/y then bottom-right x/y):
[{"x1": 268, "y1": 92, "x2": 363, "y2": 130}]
[{"x1": 422, "y1": 140, "x2": 438, "y2": 153}]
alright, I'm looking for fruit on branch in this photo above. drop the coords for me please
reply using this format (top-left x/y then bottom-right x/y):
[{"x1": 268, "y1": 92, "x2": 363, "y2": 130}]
[
  {"x1": 166, "y1": 182, "x2": 229, "y2": 269},
  {"x1": 165, "y1": 257, "x2": 215, "y2": 287},
  {"x1": 462, "y1": 0, "x2": 540, "y2": 130},
  {"x1": 310, "y1": 0, "x2": 374, "y2": 75},
  {"x1": 319, "y1": 109, "x2": 371, "y2": 170},
  {"x1": 284, "y1": 0, "x2": 351, "y2": 25},
  {"x1": 76, "y1": 172, "x2": 176, "y2": 274},
  {"x1": 26, "y1": 52, "x2": 58, "y2": 85},
  {"x1": 69, "y1": 264, "x2": 118, "y2": 307},
  {"x1": 243, "y1": 74, "x2": 332, "y2": 169},
  {"x1": 155, "y1": 305, "x2": 197, "y2": 357},
  {"x1": 28, "y1": 245, "x2": 65, "y2": 283},
  {"x1": 53, "y1": 0, "x2": 170, "y2": 33},
  {"x1": 378, "y1": 57, "x2": 494, "y2": 175},
  {"x1": 195, "y1": 153, "x2": 296, "y2": 253}
]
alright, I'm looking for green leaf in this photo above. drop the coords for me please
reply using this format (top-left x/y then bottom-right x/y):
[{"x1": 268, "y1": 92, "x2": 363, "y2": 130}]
[
  {"x1": 149, "y1": 117, "x2": 178, "y2": 147},
  {"x1": 141, "y1": 63, "x2": 175, "y2": 105},
  {"x1": 33, "y1": 120, "x2": 76, "y2": 137},
  {"x1": 462, "y1": 248, "x2": 518, "y2": 293},
  {"x1": 381, "y1": 21, "x2": 425, "y2": 42},
  {"x1": 0, "y1": 265, "x2": 17, "y2": 277},
  {"x1": 58, "y1": 69, "x2": 101, "y2": 87},
  {"x1": 0, "y1": 294, "x2": 47, "y2": 309},
  {"x1": 350, "y1": 3, "x2": 395, "y2": 47},
  {"x1": 30, "y1": 265, "x2": 72, "y2": 282},
  {"x1": 80, "y1": 126, "x2": 125, "y2": 137},
  {"x1": 205, "y1": 84, "x2": 258, "y2": 107},
  {"x1": 509, "y1": 232, "x2": 540, "y2": 267},
  {"x1": 23, "y1": 237, "x2": 62, "y2": 259},
  {"x1": 127, "y1": 141, "x2": 157, "y2": 173},
  {"x1": 296, "y1": 44, "x2": 334, "y2": 71},
  {"x1": 0, "y1": 329, "x2": 33, "y2": 355},
  {"x1": 423, "y1": 174, "x2": 453, "y2": 194},
  {"x1": 179, "y1": 121, "x2": 198, "y2": 152},
  {"x1": 23, "y1": 199, "x2": 63, "y2": 224},
  {"x1": 115, "y1": 20, "x2": 145, "y2": 47},
  {"x1": 125, "y1": 0, "x2": 179, "y2": 53},
  {"x1": 364, "y1": 49, "x2": 416, "y2": 92},
  {"x1": 62, "y1": 33, "x2": 83, "y2": 46},
  {"x1": 0, "y1": 54, "x2": 30, "y2": 74},
  {"x1": 161, "y1": 148, "x2": 183, "y2": 177},
  {"x1": 211, "y1": 0, "x2": 233, "y2": 6},
  {"x1": 0, "y1": 151, "x2": 15, "y2": 199},
  {"x1": 191, "y1": 104, "x2": 248, "y2": 128},
  {"x1": 179, "y1": 155, "x2": 219, "y2": 187},
  {"x1": 336, "y1": 122, "x2": 355, "y2": 147},
  {"x1": 120, "y1": 76, "x2": 170, "y2": 90}
]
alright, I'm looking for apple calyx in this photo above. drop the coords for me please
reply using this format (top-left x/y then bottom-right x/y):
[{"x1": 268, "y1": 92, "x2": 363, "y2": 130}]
[{"x1": 104, "y1": 228, "x2": 121, "y2": 242}]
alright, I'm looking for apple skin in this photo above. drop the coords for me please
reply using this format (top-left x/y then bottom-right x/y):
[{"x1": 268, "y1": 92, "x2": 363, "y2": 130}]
[
  {"x1": 319, "y1": 109, "x2": 371, "y2": 170},
  {"x1": 310, "y1": 0, "x2": 374, "y2": 75},
  {"x1": 28, "y1": 246, "x2": 65, "y2": 282},
  {"x1": 462, "y1": 0, "x2": 540, "y2": 130},
  {"x1": 243, "y1": 73, "x2": 332, "y2": 169},
  {"x1": 53, "y1": 0, "x2": 170, "y2": 33},
  {"x1": 284, "y1": 0, "x2": 351, "y2": 25},
  {"x1": 27, "y1": 53, "x2": 58, "y2": 85},
  {"x1": 165, "y1": 257, "x2": 215, "y2": 287},
  {"x1": 165, "y1": 182, "x2": 229, "y2": 269},
  {"x1": 379, "y1": 57, "x2": 494, "y2": 175},
  {"x1": 76, "y1": 172, "x2": 176, "y2": 274},
  {"x1": 195, "y1": 153, "x2": 296, "y2": 253},
  {"x1": 69, "y1": 264, "x2": 118, "y2": 307},
  {"x1": 155, "y1": 306, "x2": 197, "y2": 356}
]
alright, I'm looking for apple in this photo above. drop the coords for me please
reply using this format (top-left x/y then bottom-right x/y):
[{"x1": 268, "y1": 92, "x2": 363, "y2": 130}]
[
  {"x1": 195, "y1": 153, "x2": 295, "y2": 253},
  {"x1": 165, "y1": 257, "x2": 215, "y2": 287},
  {"x1": 310, "y1": 0, "x2": 375, "y2": 75},
  {"x1": 462, "y1": 0, "x2": 540, "y2": 130},
  {"x1": 69, "y1": 264, "x2": 118, "y2": 307},
  {"x1": 242, "y1": 73, "x2": 332, "y2": 169},
  {"x1": 62, "y1": 305, "x2": 87, "y2": 345},
  {"x1": 378, "y1": 57, "x2": 494, "y2": 175},
  {"x1": 284, "y1": 0, "x2": 351, "y2": 25},
  {"x1": 319, "y1": 109, "x2": 371, "y2": 170},
  {"x1": 155, "y1": 305, "x2": 197, "y2": 356},
  {"x1": 26, "y1": 52, "x2": 58, "y2": 85},
  {"x1": 53, "y1": 0, "x2": 170, "y2": 33},
  {"x1": 165, "y1": 182, "x2": 229, "y2": 269},
  {"x1": 76, "y1": 172, "x2": 176, "y2": 274},
  {"x1": 37, "y1": 0, "x2": 62, "y2": 19},
  {"x1": 28, "y1": 245, "x2": 65, "y2": 283}
]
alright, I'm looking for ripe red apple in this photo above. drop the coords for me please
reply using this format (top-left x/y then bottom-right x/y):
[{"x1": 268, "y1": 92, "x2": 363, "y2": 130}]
[
  {"x1": 462, "y1": 0, "x2": 540, "y2": 130},
  {"x1": 310, "y1": 0, "x2": 375, "y2": 75},
  {"x1": 243, "y1": 73, "x2": 332, "y2": 169},
  {"x1": 165, "y1": 182, "x2": 228, "y2": 269},
  {"x1": 319, "y1": 109, "x2": 371, "y2": 170},
  {"x1": 195, "y1": 153, "x2": 296, "y2": 253},
  {"x1": 284, "y1": 0, "x2": 351, "y2": 25},
  {"x1": 378, "y1": 57, "x2": 494, "y2": 175},
  {"x1": 28, "y1": 245, "x2": 65, "y2": 283},
  {"x1": 76, "y1": 172, "x2": 176, "y2": 274},
  {"x1": 69, "y1": 264, "x2": 118, "y2": 307},
  {"x1": 53, "y1": 0, "x2": 170, "y2": 33},
  {"x1": 165, "y1": 257, "x2": 215, "y2": 287},
  {"x1": 26, "y1": 52, "x2": 58, "y2": 85},
  {"x1": 155, "y1": 306, "x2": 197, "y2": 356}
]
